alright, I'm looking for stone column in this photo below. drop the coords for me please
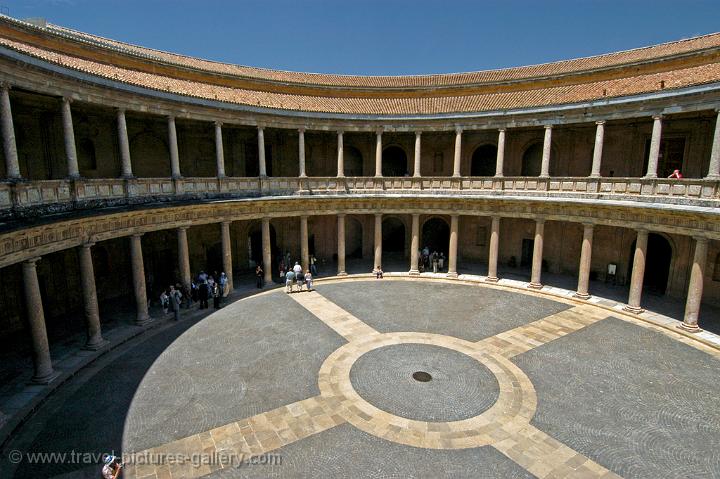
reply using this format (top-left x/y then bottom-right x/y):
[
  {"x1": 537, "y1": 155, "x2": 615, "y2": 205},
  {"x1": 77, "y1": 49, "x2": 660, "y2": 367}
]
[
  {"x1": 528, "y1": 219, "x2": 545, "y2": 288},
  {"x1": 447, "y1": 215, "x2": 459, "y2": 277},
  {"x1": 261, "y1": 217, "x2": 272, "y2": 284},
  {"x1": 258, "y1": 126, "x2": 267, "y2": 177},
  {"x1": 452, "y1": 128, "x2": 462, "y2": 177},
  {"x1": 540, "y1": 125, "x2": 552, "y2": 178},
  {"x1": 409, "y1": 213, "x2": 420, "y2": 274},
  {"x1": 337, "y1": 130, "x2": 344, "y2": 177},
  {"x1": 413, "y1": 131, "x2": 422, "y2": 178},
  {"x1": 61, "y1": 97, "x2": 80, "y2": 178},
  {"x1": 215, "y1": 121, "x2": 226, "y2": 178},
  {"x1": 495, "y1": 129, "x2": 505, "y2": 177},
  {"x1": 574, "y1": 224, "x2": 594, "y2": 299},
  {"x1": 117, "y1": 108, "x2": 133, "y2": 178},
  {"x1": 706, "y1": 110, "x2": 720, "y2": 179},
  {"x1": 221, "y1": 221, "x2": 234, "y2": 291},
  {"x1": 79, "y1": 243, "x2": 106, "y2": 350},
  {"x1": 645, "y1": 115, "x2": 662, "y2": 178},
  {"x1": 680, "y1": 237, "x2": 708, "y2": 332},
  {"x1": 337, "y1": 214, "x2": 347, "y2": 276},
  {"x1": 300, "y1": 215, "x2": 309, "y2": 272},
  {"x1": 486, "y1": 216, "x2": 500, "y2": 282},
  {"x1": 129, "y1": 234, "x2": 150, "y2": 324},
  {"x1": 373, "y1": 213, "x2": 382, "y2": 271},
  {"x1": 590, "y1": 121, "x2": 605, "y2": 178},
  {"x1": 23, "y1": 258, "x2": 58, "y2": 383},
  {"x1": 374, "y1": 129, "x2": 383, "y2": 177},
  {"x1": 624, "y1": 230, "x2": 649, "y2": 313},
  {"x1": 168, "y1": 116, "x2": 181, "y2": 178},
  {"x1": 298, "y1": 128, "x2": 307, "y2": 178},
  {"x1": 177, "y1": 227, "x2": 191, "y2": 291},
  {"x1": 1, "y1": 84, "x2": 21, "y2": 179}
]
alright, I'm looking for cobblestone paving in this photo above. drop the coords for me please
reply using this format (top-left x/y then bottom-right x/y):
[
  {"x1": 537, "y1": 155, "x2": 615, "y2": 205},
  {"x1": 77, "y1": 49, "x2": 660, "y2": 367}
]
[
  {"x1": 349, "y1": 343, "x2": 499, "y2": 422},
  {"x1": 317, "y1": 280, "x2": 571, "y2": 342},
  {"x1": 514, "y1": 317, "x2": 720, "y2": 479}
]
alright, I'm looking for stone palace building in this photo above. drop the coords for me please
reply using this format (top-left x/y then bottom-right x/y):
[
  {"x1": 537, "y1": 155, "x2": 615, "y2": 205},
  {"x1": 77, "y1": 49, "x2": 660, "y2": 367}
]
[{"x1": 0, "y1": 14, "x2": 719, "y2": 386}]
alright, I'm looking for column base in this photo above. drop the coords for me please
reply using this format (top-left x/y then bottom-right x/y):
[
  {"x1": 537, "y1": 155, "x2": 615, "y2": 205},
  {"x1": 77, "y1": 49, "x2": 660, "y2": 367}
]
[
  {"x1": 446, "y1": 272, "x2": 458, "y2": 278},
  {"x1": 527, "y1": 282, "x2": 543, "y2": 290},
  {"x1": 134, "y1": 315, "x2": 153, "y2": 326},
  {"x1": 31, "y1": 369, "x2": 60, "y2": 385},
  {"x1": 677, "y1": 322, "x2": 702, "y2": 333},
  {"x1": 704, "y1": 174, "x2": 719, "y2": 180},
  {"x1": 573, "y1": 292, "x2": 591, "y2": 300},
  {"x1": 83, "y1": 337, "x2": 109, "y2": 351},
  {"x1": 337, "y1": 271, "x2": 347, "y2": 277},
  {"x1": 409, "y1": 269, "x2": 420, "y2": 275},
  {"x1": 622, "y1": 305, "x2": 644, "y2": 314},
  {"x1": 485, "y1": 276, "x2": 499, "y2": 283}
]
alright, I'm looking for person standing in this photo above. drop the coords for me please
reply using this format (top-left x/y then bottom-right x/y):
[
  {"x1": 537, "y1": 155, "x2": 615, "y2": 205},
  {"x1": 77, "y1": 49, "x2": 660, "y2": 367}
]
[
  {"x1": 439, "y1": 252, "x2": 445, "y2": 271},
  {"x1": 198, "y1": 280, "x2": 209, "y2": 309},
  {"x1": 292, "y1": 261, "x2": 302, "y2": 275},
  {"x1": 255, "y1": 264, "x2": 264, "y2": 288},
  {"x1": 285, "y1": 269, "x2": 295, "y2": 293},
  {"x1": 169, "y1": 284, "x2": 182, "y2": 321},
  {"x1": 219, "y1": 272, "x2": 228, "y2": 298},
  {"x1": 160, "y1": 289, "x2": 169, "y2": 314},
  {"x1": 432, "y1": 253, "x2": 439, "y2": 273},
  {"x1": 212, "y1": 282, "x2": 221, "y2": 309},
  {"x1": 310, "y1": 255, "x2": 318, "y2": 276},
  {"x1": 305, "y1": 271, "x2": 313, "y2": 291},
  {"x1": 296, "y1": 270, "x2": 305, "y2": 292}
]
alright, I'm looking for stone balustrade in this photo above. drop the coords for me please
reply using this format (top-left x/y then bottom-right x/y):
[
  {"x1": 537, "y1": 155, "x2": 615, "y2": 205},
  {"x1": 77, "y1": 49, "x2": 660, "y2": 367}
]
[{"x1": 0, "y1": 175, "x2": 718, "y2": 219}]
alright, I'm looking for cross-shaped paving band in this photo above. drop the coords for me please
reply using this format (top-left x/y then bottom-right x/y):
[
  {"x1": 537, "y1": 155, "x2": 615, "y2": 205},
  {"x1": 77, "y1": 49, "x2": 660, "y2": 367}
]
[{"x1": 127, "y1": 287, "x2": 629, "y2": 479}]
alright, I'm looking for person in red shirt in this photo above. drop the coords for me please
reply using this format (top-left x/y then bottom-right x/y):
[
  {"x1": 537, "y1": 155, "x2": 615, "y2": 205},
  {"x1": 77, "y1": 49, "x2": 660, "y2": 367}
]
[{"x1": 668, "y1": 169, "x2": 683, "y2": 179}]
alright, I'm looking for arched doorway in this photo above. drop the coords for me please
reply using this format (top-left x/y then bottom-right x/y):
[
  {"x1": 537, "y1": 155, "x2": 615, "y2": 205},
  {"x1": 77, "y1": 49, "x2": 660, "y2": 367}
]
[
  {"x1": 521, "y1": 143, "x2": 543, "y2": 176},
  {"x1": 382, "y1": 217, "x2": 405, "y2": 254},
  {"x1": 628, "y1": 233, "x2": 672, "y2": 295},
  {"x1": 471, "y1": 144, "x2": 497, "y2": 176},
  {"x1": 248, "y1": 223, "x2": 278, "y2": 270},
  {"x1": 346, "y1": 217, "x2": 363, "y2": 258},
  {"x1": 382, "y1": 146, "x2": 407, "y2": 177},
  {"x1": 345, "y1": 146, "x2": 363, "y2": 177},
  {"x1": 422, "y1": 217, "x2": 450, "y2": 255}
]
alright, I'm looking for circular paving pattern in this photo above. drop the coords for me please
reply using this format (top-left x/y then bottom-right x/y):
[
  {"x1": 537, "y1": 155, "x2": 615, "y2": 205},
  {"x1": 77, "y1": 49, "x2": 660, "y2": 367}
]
[
  {"x1": 350, "y1": 343, "x2": 500, "y2": 422},
  {"x1": 318, "y1": 331, "x2": 537, "y2": 449}
]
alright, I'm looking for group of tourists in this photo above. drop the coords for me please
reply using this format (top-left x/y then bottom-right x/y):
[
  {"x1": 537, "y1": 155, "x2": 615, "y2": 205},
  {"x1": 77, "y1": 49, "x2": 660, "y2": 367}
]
[
  {"x1": 160, "y1": 270, "x2": 229, "y2": 320},
  {"x1": 285, "y1": 261, "x2": 314, "y2": 293},
  {"x1": 420, "y1": 246, "x2": 446, "y2": 273}
]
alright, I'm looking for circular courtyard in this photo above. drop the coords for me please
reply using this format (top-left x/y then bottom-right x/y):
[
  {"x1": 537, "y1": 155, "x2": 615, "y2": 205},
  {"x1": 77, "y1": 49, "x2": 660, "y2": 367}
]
[{"x1": 3, "y1": 278, "x2": 720, "y2": 478}]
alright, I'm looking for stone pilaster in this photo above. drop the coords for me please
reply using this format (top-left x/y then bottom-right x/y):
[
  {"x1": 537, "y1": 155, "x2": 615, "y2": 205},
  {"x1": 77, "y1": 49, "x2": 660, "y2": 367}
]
[
  {"x1": 452, "y1": 128, "x2": 462, "y2": 177},
  {"x1": 495, "y1": 129, "x2": 505, "y2": 177},
  {"x1": 447, "y1": 215, "x2": 459, "y2": 277},
  {"x1": 486, "y1": 216, "x2": 500, "y2": 282},
  {"x1": 215, "y1": 121, "x2": 226, "y2": 178},
  {"x1": 374, "y1": 129, "x2": 383, "y2": 178},
  {"x1": 23, "y1": 258, "x2": 59, "y2": 384},
  {"x1": 221, "y1": 221, "x2": 234, "y2": 291},
  {"x1": 1, "y1": 84, "x2": 21, "y2": 179},
  {"x1": 130, "y1": 234, "x2": 151, "y2": 325},
  {"x1": 177, "y1": 227, "x2": 191, "y2": 291},
  {"x1": 262, "y1": 217, "x2": 272, "y2": 284},
  {"x1": 574, "y1": 224, "x2": 594, "y2": 299},
  {"x1": 707, "y1": 110, "x2": 720, "y2": 179},
  {"x1": 528, "y1": 219, "x2": 545, "y2": 289},
  {"x1": 540, "y1": 125, "x2": 552, "y2": 178},
  {"x1": 298, "y1": 128, "x2": 307, "y2": 178},
  {"x1": 413, "y1": 131, "x2": 422, "y2": 178},
  {"x1": 624, "y1": 229, "x2": 648, "y2": 313},
  {"x1": 61, "y1": 97, "x2": 80, "y2": 179},
  {"x1": 409, "y1": 213, "x2": 420, "y2": 274},
  {"x1": 117, "y1": 108, "x2": 133, "y2": 178},
  {"x1": 300, "y1": 215, "x2": 309, "y2": 272},
  {"x1": 79, "y1": 243, "x2": 106, "y2": 350},
  {"x1": 258, "y1": 126, "x2": 267, "y2": 177},
  {"x1": 645, "y1": 116, "x2": 662, "y2": 178},
  {"x1": 590, "y1": 121, "x2": 605, "y2": 178},
  {"x1": 337, "y1": 214, "x2": 347, "y2": 276},
  {"x1": 168, "y1": 116, "x2": 181, "y2": 178},
  {"x1": 373, "y1": 213, "x2": 382, "y2": 271},
  {"x1": 679, "y1": 237, "x2": 708, "y2": 332}
]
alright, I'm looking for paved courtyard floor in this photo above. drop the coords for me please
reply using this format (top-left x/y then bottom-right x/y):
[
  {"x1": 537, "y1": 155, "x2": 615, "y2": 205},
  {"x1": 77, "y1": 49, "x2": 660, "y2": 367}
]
[{"x1": 2, "y1": 278, "x2": 720, "y2": 478}]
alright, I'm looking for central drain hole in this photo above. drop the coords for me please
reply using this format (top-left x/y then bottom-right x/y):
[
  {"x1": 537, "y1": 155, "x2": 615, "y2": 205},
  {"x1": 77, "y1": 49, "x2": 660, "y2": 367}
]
[{"x1": 412, "y1": 371, "x2": 432, "y2": 382}]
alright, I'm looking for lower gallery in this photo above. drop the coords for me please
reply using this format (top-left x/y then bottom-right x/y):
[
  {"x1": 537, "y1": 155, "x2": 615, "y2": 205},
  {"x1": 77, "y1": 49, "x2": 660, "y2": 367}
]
[{"x1": 0, "y1": 14, "x2": 719, "y2": 479}]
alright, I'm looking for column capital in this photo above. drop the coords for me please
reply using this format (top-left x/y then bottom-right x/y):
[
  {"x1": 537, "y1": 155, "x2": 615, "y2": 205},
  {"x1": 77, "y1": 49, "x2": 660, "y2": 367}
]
[
  {"x1": 498, "y1": 127, "x2": 506, "y2": 133},
  {"x1": 337, "y1": 129, "x2": 344, "y2": 136},
  {"x1": 415, "y1": 130, "x2": 422, "y2": 137},
  {"x1": 412, "y1": 213, "x2": 420, "y2": 219},
  {"x1": 298, "y1": 126, "x2": 306, "y2": 133},
  {"x1": 337, "y1": 213, "x2": 346, "y2": 219},
  {"x1": 61, "y1": 96, "x2": 73, "y2": 105},
  {"x1": 0, "y1": 82, "x2": 11, "y2": 91},
  {"x1": 652, "y1": 114, "x2": 663, "y2": 121},
  {"x1": 81, "y1": 241, "x2": 96, "y2": 249},
  {"x1": 582, "y1": 222, "x2": 595, "y2": 229},
  {"x1": 535, "y1": 217, "x2": 546, "y2": 225},
  {"x1": 178, "y1": 226, "x2": 189, "y2": 231},
  {"x1": 24, "y1": 257, "x2": 41, "y2": 266},
  {"x1": 167, "y1": 114, "x2": 175, "y2": 121},
  {"x1": 214, "y1": 120, "x2": 223, "y2": 128},
  {"x1": 595, "y1": 120, "x2": 606, "y2": 126},
  {"x1": 300, "y1": 214, "x2": 309, "y2": 220},
  {"x1": 131, "y1": 232, "x2": 144, "y2": 239},
  {"x1": 116, "y1": 107, "x2": 126, "y2": 115},
  {"x1": 693, "y1": 236, "x2": 709, "y2": 244},
  {"x1": 455, "y1": 126, "x2": 463, "y2": 134},
  {"x1": 257, "y1": 124, "x2": 265, "y2": 131},
  {"x1": 374, "y1": 212, "x2": 383, "y2": 219},
  {"x1": 221, "y1": 220, "x2": 232, "y2": 227},
  {"x1": 544, "y1": 124, "x2": 553, "y2": 130},
  {"x1": 375, "y1": 127, "x2": 384, "y2": 136}
]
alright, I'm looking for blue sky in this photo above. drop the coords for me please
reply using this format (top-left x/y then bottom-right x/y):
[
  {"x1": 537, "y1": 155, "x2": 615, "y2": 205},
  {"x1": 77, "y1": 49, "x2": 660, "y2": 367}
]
[{"x1": 2, "y1": 0, "x2": 719, "y2": 75}]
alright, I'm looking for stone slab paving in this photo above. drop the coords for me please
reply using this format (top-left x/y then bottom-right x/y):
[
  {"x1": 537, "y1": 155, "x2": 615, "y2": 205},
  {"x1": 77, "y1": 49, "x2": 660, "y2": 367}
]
[
  {"x1": 316, "y1": 280, "x2": 571, "y2": 342},
  {"x1": 513, "y1": 317, "x2": 720, "y2": 478}
]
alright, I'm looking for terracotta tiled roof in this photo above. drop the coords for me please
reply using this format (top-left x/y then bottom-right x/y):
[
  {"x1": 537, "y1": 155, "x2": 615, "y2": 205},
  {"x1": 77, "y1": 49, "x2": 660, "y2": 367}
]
[{"x1": 0, "y1": 15, "x2": 719, "y2": 115}]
